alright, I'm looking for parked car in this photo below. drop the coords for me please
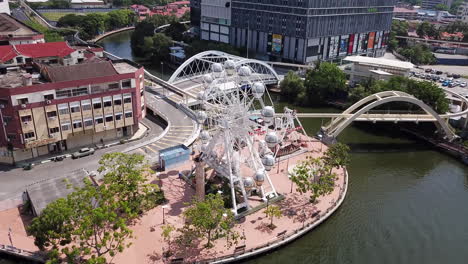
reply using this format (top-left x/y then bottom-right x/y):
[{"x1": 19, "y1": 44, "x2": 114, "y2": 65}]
[
  {"x1": 72, "y1": 148, "x2": 95, "y2": 159},
  {"x1": 425, "y1": 68, "x2": 432, "y2": 73},
  {"x1": 460, "y1": 82, "x2": 467, "y2": 87},
  {"x1": 447, "y1": 73, "x2": 454, "y2": 77},
  {"x1": 442, "y1": 81, "x2": 449, "y2": 87},
  {"x1": 449, "y1": 82, "x2": 457, "y2": 88},
  {"x1": 436, "y1": 71, "x2": 443, "y2": 75},
  {"x1": 453, "y1": 74, "x2": 461, "y2": 79},
  {"x1": 439, "y1": 77, "x2": 445, "y2": 83}
]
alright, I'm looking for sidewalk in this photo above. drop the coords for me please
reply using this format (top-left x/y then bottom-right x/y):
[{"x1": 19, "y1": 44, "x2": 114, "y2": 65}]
[{"x1": 15, "y1": 122, "x2": 149, "y2": 168}]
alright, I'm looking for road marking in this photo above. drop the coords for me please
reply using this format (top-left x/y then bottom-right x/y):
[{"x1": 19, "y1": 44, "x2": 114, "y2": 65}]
[
  {"x1": 155, "y1": 141, "x2": 171, "y2": 147},
  {"x1": 165, "y1": 135, "x2": 189, "y2": 139},
  {"x1": 135, "y1": 148, "x2": 145, "y2": 154},
  {"x1": 160, "y1": 138, "x2": 185, "y2": 144},
  {"x1": 143, "y1": 145, "x2": 158, "y2": 153}
]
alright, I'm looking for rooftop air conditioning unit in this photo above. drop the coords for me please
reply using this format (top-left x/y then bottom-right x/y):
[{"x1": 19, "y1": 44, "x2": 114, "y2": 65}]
[
  {"x1": 21, "y1": 104, "x2": 27, "y2": 108},
  {"x1": 46, "y1": 100, "x2": 52, "y2": 104}
]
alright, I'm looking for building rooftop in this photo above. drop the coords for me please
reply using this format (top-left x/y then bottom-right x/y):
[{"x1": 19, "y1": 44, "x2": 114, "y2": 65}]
[
  {"x1": 0, "y1": 45, "x2": 18, "y2": 63},
  {"x1": 369, "y1": 69, "x2": 393, "y2": 75},
  {"x1": 344, "y1": 56, "x2": 415, "y2": 70},
  {"x1": 15, "y1": 42, "x2": 76, "y2": 59},
  {"x1": 0, "y1": 13, "x2": 42, "y2": 39},
  {"x1": 42, "y1": 61, "x2": 119, "y2": 82},
  {"x1": 113, "y1": 62, "x2": 139, "y2": 74},
  {"x1": 26, "y1": 169, "x2": 90, "y2": 216}
]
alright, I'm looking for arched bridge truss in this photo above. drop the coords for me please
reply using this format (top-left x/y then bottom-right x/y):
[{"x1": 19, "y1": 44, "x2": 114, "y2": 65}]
[
  {"x1": 322, "y1": 91, "x2": 458, "y2": 141},
  {"x1": 168, "y1": 50, "x2": 280, "y2": 85}
]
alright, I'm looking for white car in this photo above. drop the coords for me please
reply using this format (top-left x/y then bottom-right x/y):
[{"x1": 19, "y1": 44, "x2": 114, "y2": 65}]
[
  {"x1": 439, "y1": 78, "x2": 445, "y2": 82},
  {"x1": 461, "y1": 82, "x2": 467, "y2": 87}
]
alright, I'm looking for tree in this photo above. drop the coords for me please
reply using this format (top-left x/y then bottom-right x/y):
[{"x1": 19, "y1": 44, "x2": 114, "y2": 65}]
[
  {"x1": 280, "y1": 71, "x2": 305, "y2": 103},
  {"x1": 303, "y1": 62, "x2": 347, "y2": 105},
  {"x1": 290, "y1": 157, "x2": 337, "y2": 203},
  {"x1": 161, "y1": 224, "x2": 175, "y2": 257},
  {"x1": 435, "y1": 3, "x2": 449, "y2": 11},
  {"x1": 398, "y1": 44, "x2": 436, "y2": 65},
  {"x1": 150, "y1": 33, "x2": 173, "y2": 62},
  {"x1": 29, "y1": 179, "x2": 133, "y2": 263},
  {"x1": 28, "y1": 153, "x2": 164, "y2": 263},
  {"x1": 165, "y1": 22, "x2": 187, "y2": 41},
  {"x1": 106, "y1": 10, "x2": 135, "y2": 30},
  {"x1": 131, "y1": 20, "x2": 156, "y2": 57},
  {"x1": 98, "y1": 153, "x2": 163, "y2": 217},
  {"x1": 416, "y1": 21, "x2": 439, "y2": 39},
  {"x1": 323, "y1": 143, "x2": 350, "y2": 173},
  {"x1": 264, "y1": 205, "x2": 282, "y2": 229},
  {"x1": 181, "y1": 193, "x2": 241, "y2": 248}
]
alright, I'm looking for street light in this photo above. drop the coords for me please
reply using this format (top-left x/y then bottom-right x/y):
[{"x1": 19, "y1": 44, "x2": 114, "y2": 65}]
[
  {"x1": 288, "y1": 174, "x2": 293, "y2": 193},
  {"x1": 162, "y1": 205, "x2": 169, "y2": 224},
  {"x1": 160, "y1": 62, "x2": 164, "y2": 79}
]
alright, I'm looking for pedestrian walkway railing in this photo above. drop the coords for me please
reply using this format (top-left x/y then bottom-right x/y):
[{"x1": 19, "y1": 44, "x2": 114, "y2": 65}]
[{"x1": 0, "y1": 244, "x2": 45, "y2": 263}]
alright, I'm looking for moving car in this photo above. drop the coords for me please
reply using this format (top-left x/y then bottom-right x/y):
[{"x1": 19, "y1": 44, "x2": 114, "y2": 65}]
[{"x1": 72, "y1": 148, "x2": 95, "y2": 159}]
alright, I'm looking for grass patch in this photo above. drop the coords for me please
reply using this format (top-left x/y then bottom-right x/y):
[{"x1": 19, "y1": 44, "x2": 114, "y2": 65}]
[{"x1": 40, "y1": 12, "x2": 85, "y2": 21}]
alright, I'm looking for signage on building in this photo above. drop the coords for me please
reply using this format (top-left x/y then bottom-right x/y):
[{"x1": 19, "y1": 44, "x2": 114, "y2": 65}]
[
  {"x1": 271, "y1": 34, "x2": 283, "y2": 55},
  {"x1": 339, "y1": 35, "x2": 348, "y2": 56},
  {"x1": 25, "y1": 138, "x2": 58, "y2": 149},
  {"x1": 367, "y1": 32, "x2": 376, "y2": 50},
  {"x1": 348, "y1": 34, "x2": 355, "y2": 55}
]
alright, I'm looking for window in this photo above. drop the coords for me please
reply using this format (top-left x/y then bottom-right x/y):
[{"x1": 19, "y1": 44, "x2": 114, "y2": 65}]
[
  {"x1": 24, "y1": 132, "x2": 35, "y2": 139},
  {"x1": 108, "y1": 83, "x2": 119, "y2": 90},
  {"x1": 140, "y1": 90, "x2": 144, "y2": 97},
  {"x1": 72, "y1": 87, "x2": 89, "y2": 97},
  {"x1": 58, "y1": 104, "x2": 69, "y2": 115},
  {"x1": 73, "y1": 120, "x2": 82, "y2": 129},
  {"x1": 105, "y1": 115, "x2": 113, "y2": 122},
  {"x1": 91, "y1": 85, "x2": 106, "y2": 94},
  {"x1": 56, "y1": 89, "x2": 72, "y2": 98},
  {"x1": 44, "y1": 94, "x2": 54, "y2": 100},
  {"x1": 70, "y1": 105, "x2": 81, "y2": 113},
  {"x1": 49, "y1": 59, "x2": 58, "y2": 64},
  {"x1": 49, "y1": 127, "x2": 59, "y2": 134},
  {"x1": 122, "y1": 80, "x2": 131, "y2": 88},
  {"x1": 17, "y1": 98, "x2": 29, "y2": 105},
  {"x1": 124, "y1": 97, "x2": 131, "y2": 104},
  {"x1": 82, "y1": 103, "x2": 91, "y2": 111},
  {"x1": 7, "y1": 134, "x2": 16, "y2": 141},
  {"x1": 47, "y1": 111, "x2": 57, "y2": 118},
  {"x1": 16, "y1": 57, "x2": 24, "y2": 64},
  {"x1": 61, "y1": 123, "x2": 71, "y2": 131},
  {"x1": 3, "y1": 116, "x2": 12, "y2": 124},
  {"x1": 125, "y1": 112, "x2": 133, "y2": 118},
  {"x1": 84, "y1": 119, "x2": 93, "y2": 127},
  {"x1": 104, "y1": 101, "x2": 112, "y2": 107},
  {"x1": 93, "y1": 102, "x2": 102, "y2": 109},
  {"x1": 95, "y1": 116, "x2": 104, "y2": 124},
  {"x1": 114, "y1": 99, "x2": 122, "y2": 105},
  {"x1": 21, "y1": 115, "x2": 32, "y2": 123},
  {"x1": 115, "y1": 113, "x2": 123, "y2": 121}
]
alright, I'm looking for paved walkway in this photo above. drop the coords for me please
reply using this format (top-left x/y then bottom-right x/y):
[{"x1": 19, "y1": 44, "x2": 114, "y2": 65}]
[{"x1": 113, "y1": 139, "x2": 346, "y2": 263}]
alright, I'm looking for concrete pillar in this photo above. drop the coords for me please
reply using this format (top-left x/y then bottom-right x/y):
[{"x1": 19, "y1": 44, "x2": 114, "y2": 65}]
[{"x1": 194, "y1": 155, "x2": 205, "y2": 201}]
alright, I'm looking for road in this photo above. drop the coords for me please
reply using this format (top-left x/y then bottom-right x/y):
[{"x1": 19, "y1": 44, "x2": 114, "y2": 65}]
[{"x1": 0, "y1": 91, "x2": 196, "y2": 201}]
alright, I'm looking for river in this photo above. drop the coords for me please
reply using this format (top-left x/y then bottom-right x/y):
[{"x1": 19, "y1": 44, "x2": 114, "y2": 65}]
[
  {"x1": 4, "y1": 31, "x2": 467, "y2": 264},
  {"x1": 100, "y1": 31, "x2": 468, "y2": 264}
]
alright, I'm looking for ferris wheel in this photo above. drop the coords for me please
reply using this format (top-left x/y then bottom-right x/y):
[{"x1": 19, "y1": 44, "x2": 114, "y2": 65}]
[{"x1": 195, "y1": 59, "x2": 308, "y2": 215}]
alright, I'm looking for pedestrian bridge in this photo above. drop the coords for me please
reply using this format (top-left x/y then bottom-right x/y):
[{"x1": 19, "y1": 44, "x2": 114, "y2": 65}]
[{"x1": 293, "y1": 90, "x2": 468, "y2": 143}]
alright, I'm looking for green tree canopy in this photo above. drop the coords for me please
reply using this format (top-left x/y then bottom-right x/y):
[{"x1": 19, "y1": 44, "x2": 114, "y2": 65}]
[
  {"x1": 28, "y1": 153, "x2": 165, "y2": 262},
  {"x1": 303, "y1": 62, "x2": 347, "y2": 105},
  {"x1": 397, "y1": 44, "x2": 436, "y2": 65},
  {"x1": 323, "y1": 143, "x2": 351, "y2": 172},
  {"x1": 165, "y1": 22, "x2": 187, "y2": 41},
  {"x1": 106, "y1": 10, "x2": 135, "y2": 30},
  {"x1": 435, "y1": 3, "x2": 449, "y2": 11},
  {"x1": 181, "y1": 193, "x2": 241, "y2": 248},
  {"x1": 416, "y1": 21, "x2": 439, "y2": 39},
  {"x1": 280, "y1": 71, "x2": 305, "y2": 104}
]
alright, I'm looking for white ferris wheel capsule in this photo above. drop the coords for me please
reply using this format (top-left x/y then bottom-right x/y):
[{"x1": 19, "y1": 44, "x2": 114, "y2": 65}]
[
  {"x1": 243, "y1": 177, "x2": 255, "y2": 191},
  {"x1": 262, "y1": 106, "x2": 275, "y2": 124},
  {"x1": 199, "y1": 130, "x2": 210, "y2": 144},
  {"x1": 224, "y1": 59, "x2": 236, "y2": 75},
  {"x1": 196, "y1": 111, "x2": 208, "y2": 123},
  {"x1": 238, "y1": 66, "x2": 252, "y2": 77},
  {"x1": 252, "y1": 82, "x2": 265, "y2": 99},
  {"x1": 254, "y1": 169, "x2": 266, "y2": 186},
  {"x1": 203, "y1": 74, "x2": 214, "y2": 85},
  {"x1": 262, "y1": 154, "x2": 275, "y2": 171},
  {"x1": 265, "y1": 131, "x2": 279, "y2": 148}
]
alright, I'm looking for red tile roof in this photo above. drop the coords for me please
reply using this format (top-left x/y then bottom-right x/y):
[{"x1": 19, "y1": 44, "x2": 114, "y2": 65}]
[
  {"x1": 14, "y1": 42, "x2": 75, "y2": 58},
  {"x1": 0, "y1": 45, "x2": 19, "y2": 63}
]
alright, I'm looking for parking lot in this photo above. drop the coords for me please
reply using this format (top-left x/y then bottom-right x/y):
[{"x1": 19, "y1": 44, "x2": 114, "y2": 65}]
[{"x1": 411, "y1": 68, "x2": 468, "y2": 98}]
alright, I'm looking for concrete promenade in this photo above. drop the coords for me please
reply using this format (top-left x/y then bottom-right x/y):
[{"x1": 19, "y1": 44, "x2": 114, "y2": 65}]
[{"x1": 112, "y1": 139, "x2": 347, "y2": 263}]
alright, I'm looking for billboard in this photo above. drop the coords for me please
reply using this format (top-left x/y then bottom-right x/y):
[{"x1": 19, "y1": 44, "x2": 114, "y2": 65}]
[
  {"x1": 267, "y1": 33, "x2": 283, "y2": 55},
  {"x1": 339, "y1": 35, "x2": 348, "y2": 56},
  {"x1": 348, "y1": 34, "x2": 355, "y2": 55},
  {"x1": 271, "y1": 34, "x2": 283, "y2": 54},
  {"x1": 328, "y1": 36, "x2": 339, "y2": 58},
  {"x1": 367, "y1": 32, "x2": 376, "y2": 50}
]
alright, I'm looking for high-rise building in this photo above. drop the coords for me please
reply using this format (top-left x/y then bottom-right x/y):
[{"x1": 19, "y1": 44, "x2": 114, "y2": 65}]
[
  {"x1": 197, "y1": 0, "x2": 395, "y2": 64},
  {"x1": 421, "y1": 0, "x2": 453, "y2": 10},
  {"x1": 0, "y1": 0, "x2": 10, "y2": 15}
]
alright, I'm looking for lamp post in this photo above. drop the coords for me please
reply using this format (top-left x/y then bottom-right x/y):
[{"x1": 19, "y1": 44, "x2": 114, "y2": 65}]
[
  {"x1": 160, "y1": 61, "x2": 164, "y2": 79},
  {"x1": 162, "y1": 205, "x2": 169, "y2": 225},
  {"x1": 288, "y1": 174, "x2": 293, "y2": 193}
]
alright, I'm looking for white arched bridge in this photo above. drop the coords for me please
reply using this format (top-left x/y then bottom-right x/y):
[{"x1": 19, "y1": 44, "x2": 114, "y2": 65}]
[{"x1": 299, "y1": 90, "x2": 468, "y2": 143}]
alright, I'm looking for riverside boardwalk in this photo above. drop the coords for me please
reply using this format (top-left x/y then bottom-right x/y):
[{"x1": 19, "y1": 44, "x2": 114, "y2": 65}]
[{"x1": 113, "y1": 138, "x2": 347, "y2": 263}]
